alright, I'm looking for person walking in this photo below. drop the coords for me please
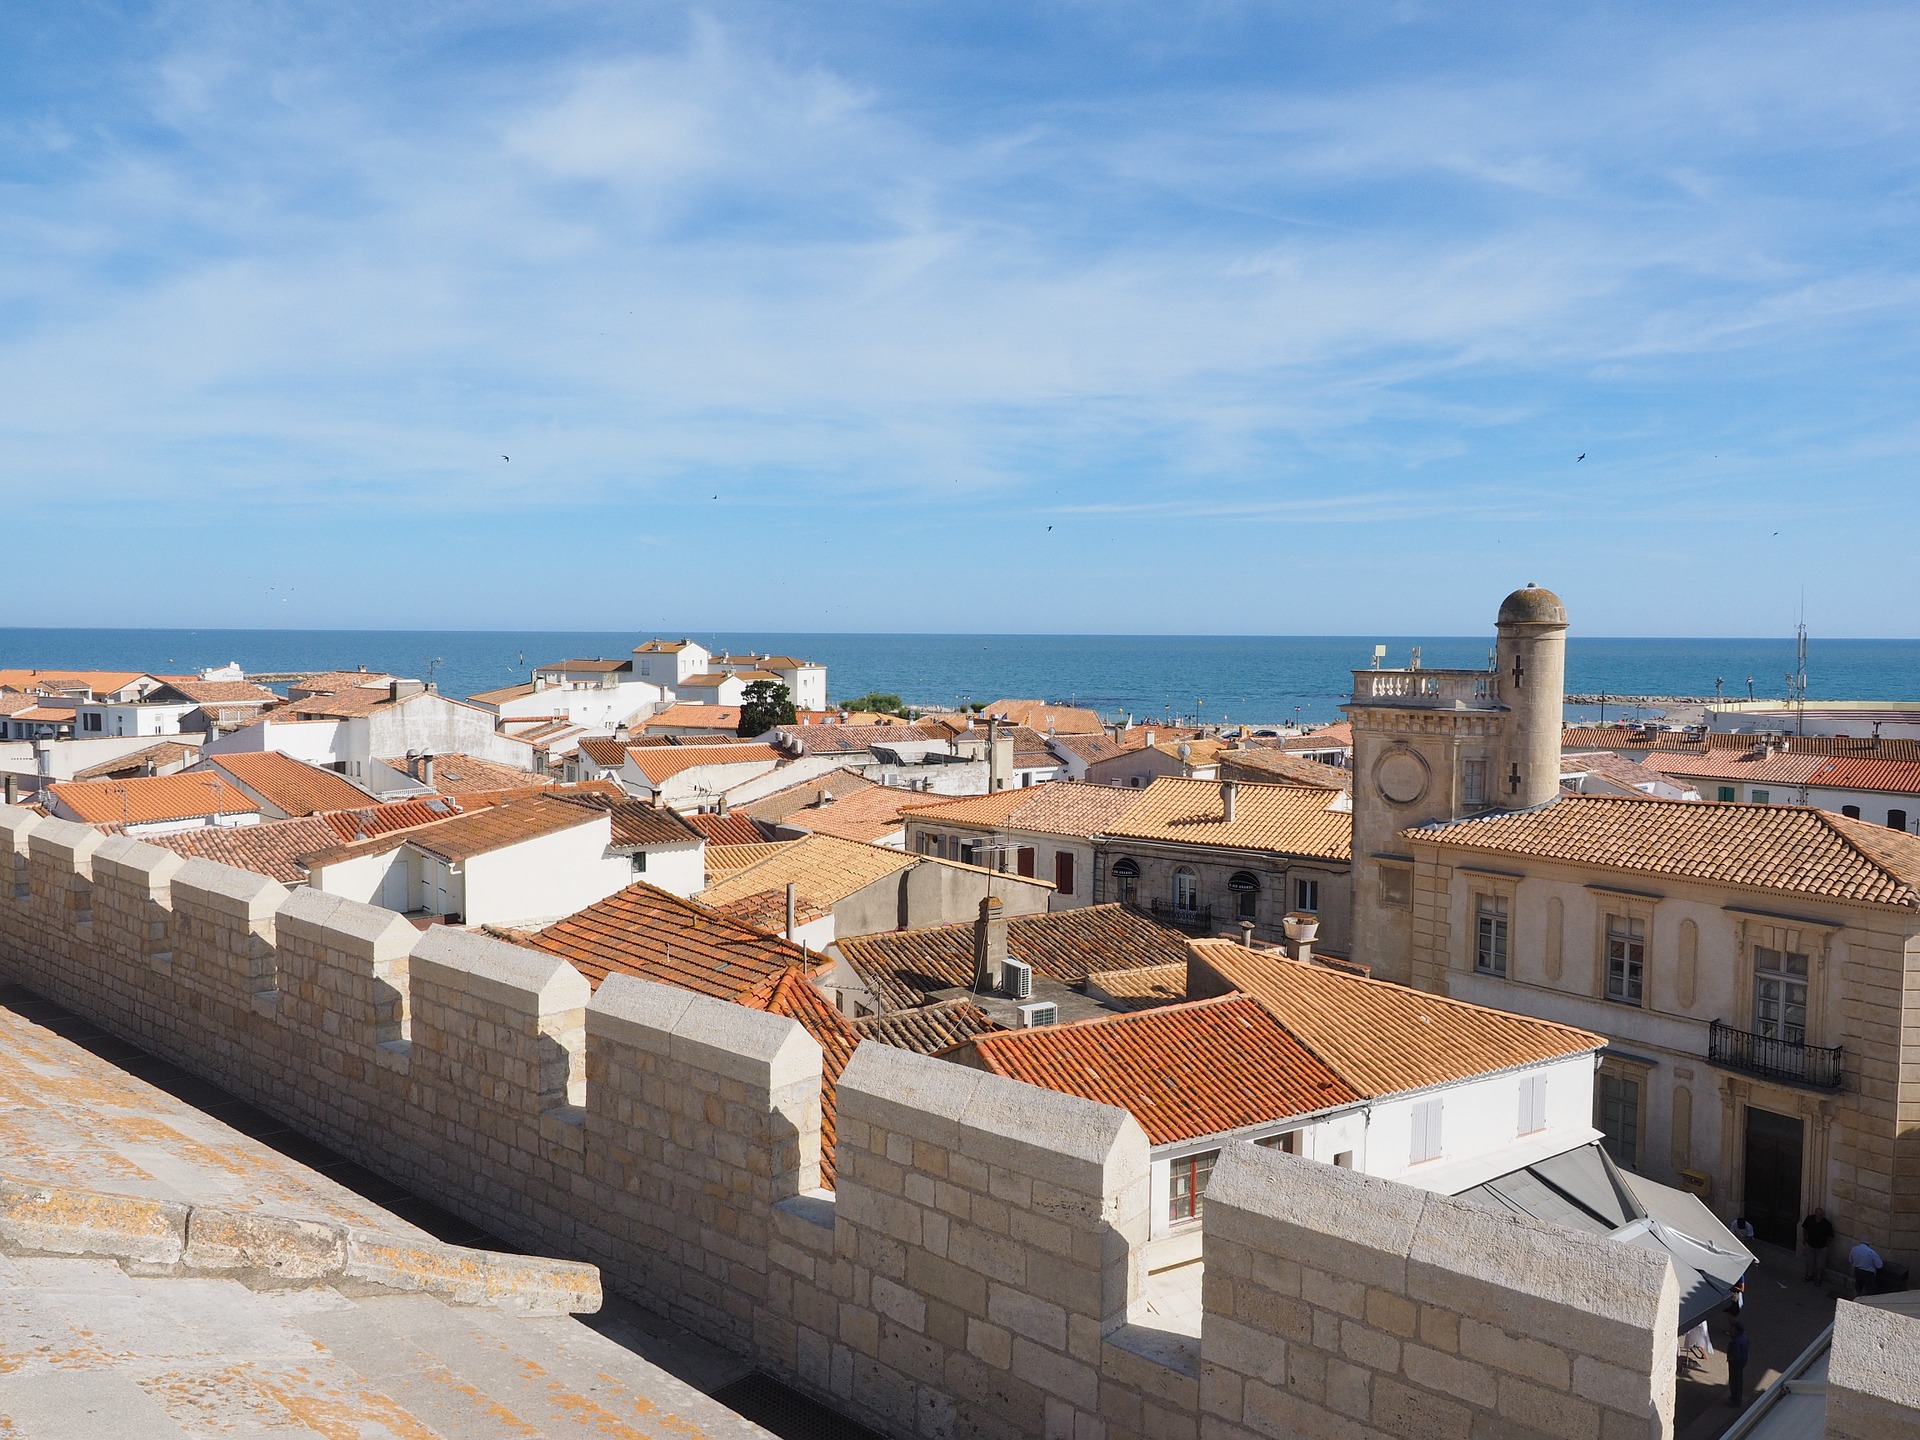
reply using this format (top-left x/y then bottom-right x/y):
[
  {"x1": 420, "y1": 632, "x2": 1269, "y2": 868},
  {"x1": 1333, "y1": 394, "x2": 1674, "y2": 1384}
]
[
  {"x1": 1727, "y1": 1322, "x2": 1749, "y2": 1408},
  {"x1": 1802, "y1": 1207, "x2": 1835, "y2": 1282},
  {"x1": 1851, "y1": 1238, "x2": 1884, "y2": 1297}
]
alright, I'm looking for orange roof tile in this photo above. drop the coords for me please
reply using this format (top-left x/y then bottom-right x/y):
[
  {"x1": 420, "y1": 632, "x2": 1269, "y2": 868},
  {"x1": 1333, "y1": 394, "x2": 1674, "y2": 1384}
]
[
  {"x1": 69, "y1": 741, "x2": 199, "y2": 781},
  {"x1": 1103, "y1": 776, "x2": 1351, "y2": 859},
  {"x1": 848, "y1": 998, "x2": 1003, "y2": 1055},
  {"x1": 980, "y1": 700, "x2": 1104, "y2": 734},
  {"x1": 1083, "y1": 962, "x2": 1189, "y2": 1011},
  {"x1": 950, "y1": 994, "x2": 1361, "y2": 1146},
  {"x1": 204, "y1": 752, "x2": 374, "y2": 817},
  {"x1": 1189, "y1": 940, "x2": 1603, "y2": 1097},
  {"x1": 301, "y1": 794, "x2": 598, "y2": 868},
  {"x1": 697, "y1": 832, "x2": 918, "y2": 912},
  {"x1": 740, "y1": 768, "x2": 879, "y2": 823},
  {"x1": 1216, "y1": 750, "x2": 1352, "y2": 791},
  {"x1": 837, "y1": 903, "x2": 1193, "y2": 1011},
  {"x1": 147, "y1": 816, "x2": 343, "y2": 883},
  {"x1": 48, "y1": 772, "x2": 261, "y2": 826},
  {"x1": 380, "y1": 752, "x2": 544, "y2": 795},
  {"x1": 775, "y1": 784, "x2": 938, "y2": 843},
  {"x1": 1411, "y1": 794, "x2": 1920, "y2": 907},
  {"x1": 903, "y1": 781, "x2": 1144, "y2": 840},
  {"x1": 529, "y1": 880, "x2": 811, "y2": 998},
  {"x1": 643, "y1": 704, "x2": 744, "y2": 732},
  {"x1": 625, "y1": 743, "x2": 780, "y2": 786},
  {"x1": 685, "y1": 812, "x2": 767, "y2": 846}
]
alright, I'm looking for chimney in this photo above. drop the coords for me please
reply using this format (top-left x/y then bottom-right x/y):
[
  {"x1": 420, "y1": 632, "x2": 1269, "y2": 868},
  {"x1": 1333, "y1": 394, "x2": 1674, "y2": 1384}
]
[
  {"x1": 1220, "y1": 780, "x2": 1238, "y2": 823},
  {"x1": 1281, "y1": 911, "x2": 1320, "y2": 966},
  {"x1": 33, "y1": 741, "x2": 51, "y2": 778},
  {"x1": 1240, "y1": 919, "x2": 1256, "y2": 948},
  {"x1": 971, "y1": 895, "x2": 1007, "y2": 992},
  {"x1": 988, "y1": 716, "x2": 1012, "y2": 792},
  {"x1": 716, "y1": 794, "x2": 730, "y2": 817},
  {"x1": 1145, "y1": 730, "x2": 1155, "y2": 748},
  {"x1": 786, "y1": 882, "x2": 798, "y2": 941},
  {"x1": 4, "y1": 774, "x2": 20, "y2": 805},
  {"x1": 421, "y1": 754, "x2": 436, "y2": 788}
]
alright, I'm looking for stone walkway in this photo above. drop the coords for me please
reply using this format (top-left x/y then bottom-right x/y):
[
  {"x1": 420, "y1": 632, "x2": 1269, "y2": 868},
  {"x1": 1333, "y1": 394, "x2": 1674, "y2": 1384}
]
[{"x1": 1674, "y1": 1240, "x2": 1837, "y2": 1440}]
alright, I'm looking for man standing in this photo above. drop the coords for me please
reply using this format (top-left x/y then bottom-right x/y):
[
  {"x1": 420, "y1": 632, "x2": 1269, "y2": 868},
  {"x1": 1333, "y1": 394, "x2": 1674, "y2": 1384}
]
[
  {"x1": 1802, "y1": 1207, "x2": 1835, "y2": 1283},
  {"x1": 1726, "y1": 1321, "x2": 1749, "y2": 1408},
  {"x1": 1850, "y1": 1237, "x2": 1883, "y2": 1297}
]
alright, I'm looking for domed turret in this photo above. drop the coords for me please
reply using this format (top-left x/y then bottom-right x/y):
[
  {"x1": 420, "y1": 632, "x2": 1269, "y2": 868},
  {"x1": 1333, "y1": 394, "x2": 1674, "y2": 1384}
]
[{"x1": 1497, "y1": 583, "x2": 1568, "y2": 627}]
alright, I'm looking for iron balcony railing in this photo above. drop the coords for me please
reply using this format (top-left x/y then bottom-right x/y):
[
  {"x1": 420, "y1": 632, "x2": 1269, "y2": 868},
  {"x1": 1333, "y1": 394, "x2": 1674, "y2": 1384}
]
[
  {"x1": 1148, "y1": 899, "x2": 1213, "y2": 930},
  {"x1": 1708, "y1": 1018, "x2": 1844, "y2": 1090}
]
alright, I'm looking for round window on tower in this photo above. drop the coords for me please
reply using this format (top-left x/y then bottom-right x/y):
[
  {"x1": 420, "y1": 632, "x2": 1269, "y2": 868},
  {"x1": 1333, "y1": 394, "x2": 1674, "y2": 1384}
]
[{"x1": 1374, "y1": 748, "x2": 1430, "y2": 805}]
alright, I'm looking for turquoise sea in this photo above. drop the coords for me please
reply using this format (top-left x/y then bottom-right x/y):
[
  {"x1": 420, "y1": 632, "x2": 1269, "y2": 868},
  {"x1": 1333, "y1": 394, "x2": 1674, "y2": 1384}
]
[{"x1": 3, "y1": 629, "x2": 1916, "y2": 727}]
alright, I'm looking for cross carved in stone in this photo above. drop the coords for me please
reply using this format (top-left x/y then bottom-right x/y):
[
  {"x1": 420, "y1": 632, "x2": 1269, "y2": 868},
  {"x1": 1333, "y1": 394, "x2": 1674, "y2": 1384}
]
[
  {"x1": 1511, "y1": 653, "x2": 1525, "y2": 688},
  {"x1": 1508, "y1": 763, "x2": 1522, "y2": 795}
]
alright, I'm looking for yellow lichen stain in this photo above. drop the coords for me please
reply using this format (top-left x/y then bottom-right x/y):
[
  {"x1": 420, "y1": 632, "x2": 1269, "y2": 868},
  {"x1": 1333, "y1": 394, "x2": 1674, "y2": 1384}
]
[{"x1": 254, "y1": 1365, "x2": 450, "y2": 1440}]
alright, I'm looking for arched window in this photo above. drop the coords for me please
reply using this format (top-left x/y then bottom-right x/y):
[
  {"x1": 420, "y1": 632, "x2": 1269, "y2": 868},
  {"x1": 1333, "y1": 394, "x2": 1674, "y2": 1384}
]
[
  {"x1": 1111, "y1": 857, "x2": 1140, "y2": 904},
  {"x1": 1173, "y1": 867, "x2": 1199, "y2": 912},
  {"x1": 1228, "y1": 871, "x2": 1260, "y2": 920}
]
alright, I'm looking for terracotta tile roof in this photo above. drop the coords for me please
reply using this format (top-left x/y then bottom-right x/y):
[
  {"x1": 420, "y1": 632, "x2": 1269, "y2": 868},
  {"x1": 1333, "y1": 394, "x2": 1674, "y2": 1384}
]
[
  {"x1": 1800, "y1": 755, "x2": 1920, "y2": 795},
  {"x1": 288, "y1": 670, "x2": 395, "y2": 695},
  {"x1": 380, "y1": 752, "x2": 543, "y2": 795},
  {"x1": 1216, "y1": 750, "x2": 1352, "y2": 791},
  {"x1": 152, "y1": 679, "x2": 278, "y2": 707},
  {"x1": 837, "y1": 903, "x2": 1194, "y2": 1011},
  {"x1": 1047, "y1": 733, "x2": 1129, "y2": 766},
  {"x1": 685, "y1": 812, "x2": 767, "y2": 846},
  {"x1": 1275, "y1": 723, "x2": 1351, "y2": 752},
  {"x1": 0, "y1": 692, "x2": 40, "y2": 716},
  {"x1": 11, "y1": 706, "x2": 76, "y2": 722},
  {"x1": 707, "y1": 841, "x2": 799, "y2": 877},
  {"x1": 1412, "y1": 794, "x2": 1920, "y2": 907},
  {"x1": 1638, "y1": 745, "x2": 1920, "y2": 798},
  {"x1": 643, "y1": 704, "x2": 744, "y2": 732},
  {"x1": 0, "y1": 669, "x2": 157, "y2": 698},
  {"x1": 740, "y1": 768, "x2": 878, "y2": 823},
  {"x1": 547, "y1": 791, "x2": 703, "y2": 848},
  {"x1": 711, "y1": 887, "x2": 834, "y2": 932},
  {"x1": 288, "y1": 688, "x2": 395, "y2": 719},
  {"x1": 698, "y1": 833, "x2": 917, "y2": 912},
  {"x1": 69, "y1": 741, "x2": 197, "y2": 781},
  {"x1": 48, "y1": 772, "x2": 261, "y2": 827},
  {"x1": 301, "y1": 794, "x2": 598, "y2": 868},
  {"x1": 538, "y1": 658, "x2": 630, "y2": 672},
  {"x1": 625, "y1": 743, "x2": 780, "y2": 786},
  {"x1": 1189, "y1": 940, "x2": 1604, "y2": 1097},
  {"x1": 633, "y1": 640, "x2": 694, "y2": 653},
  {"x1": 147, "y1": 815, "x2": 343, "y2": 883},
  {"x1": 775, "y1": 723, "x2": 937, "y2": 757},
  {"x1": 529, "y1": 880, "x2": 812, "y2": 999},
  {"x1": 1560, "y1": 753, "x2": 1690, "y2": 797},
  {"x1": 1083, "y1": 962, "x2": 1189, "y2": 1011},
  {"x1": 776, "y1": 784, "x2": 940, "y2": 843},
  {"x1": 576, "y1": 736, "x2": 631, "y2": 767},
  {"x1": 679, "y1": 673, "x2": 734, "y2": 690},
  {"x1": 979, "y1": 700, "x2": 1104, "y2": 735},
  {"x1": 204, "y1": 751, "x2": 374, "y2": 816},
  {"x1": 903, "y1": 781, "x2": 1144, "y2": 840},
  {"x1": 1103, "y1": 777, "x2": 1352, "y2": 860},
  {"x1": 850, "y1": 998, "x2": 1003, "y2": 1056},
  {"x1": 950, "y1": 995, "x2": 1361, "y2": 1146},
  {"x1": 318, "y1": 798, "x2": 465, "y2": 842},
  {"x1": 1557, "y1": 726, "x2": 1703, "y2": 753},
  {"x1": 467, "y1": 681, "x2": 538, "y2": 706}
]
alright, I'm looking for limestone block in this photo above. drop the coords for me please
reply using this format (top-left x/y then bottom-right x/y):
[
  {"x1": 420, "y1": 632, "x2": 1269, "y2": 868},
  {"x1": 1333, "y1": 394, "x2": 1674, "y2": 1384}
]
[
  {"x1": 0, "y1": 804, "x2": 41, "y2": 851},
  {"x1": 172, "y1": 856, "x2": 288, "y2": 921},
  {"x1": 1828, "y1": 1300, "x2": 1920, "y2": 1440},
  {"x1": 0, "y1": 1177, "x2": 186, "y2": 1264},
  {"x1": 183, "y1": 1206, "x2": 344, "y2": 1279},
  {"x1": 412, "y1": 925, "x2": 588, "y2": 1013},
  {"x1": 277, "y1": 886, "x2": 417, "y2": 962},
  {"x1": 91, "y1": 835, "x2": 184, "y2": 897},
  {"x1": 26, "y1": 818, "x2": 102, "y2": 872},
  {"x1": 839, "y1": 1041, "x2": 985, "y2": 1152},
  {"x1": 1205, "y1": 1145, "x2": 1426, "y2": 1295}
]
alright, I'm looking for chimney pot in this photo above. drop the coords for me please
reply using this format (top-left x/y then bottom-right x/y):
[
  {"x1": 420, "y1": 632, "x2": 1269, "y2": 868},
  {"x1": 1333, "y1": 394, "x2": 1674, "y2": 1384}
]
[
  {"x1": 786, "y1": 882, "x2": 797, "y2": 941},
  {"x1": 1220, "y1": 780, "x2": 1238, "y2": 822}
]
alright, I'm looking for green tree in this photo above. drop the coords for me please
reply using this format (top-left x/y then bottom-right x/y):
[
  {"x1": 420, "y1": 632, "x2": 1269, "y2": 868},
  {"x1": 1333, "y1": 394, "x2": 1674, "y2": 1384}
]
[
  {"x1": 739, "y1": 680, "x2": 798, "y2": 736},
  {"x1": 836, "y1": 691, "x2": 909, "y2": 717}
]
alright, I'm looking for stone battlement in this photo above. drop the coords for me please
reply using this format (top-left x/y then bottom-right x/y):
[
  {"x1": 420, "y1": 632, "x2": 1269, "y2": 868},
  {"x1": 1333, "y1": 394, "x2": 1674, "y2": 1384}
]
[{"x1": 0, "y1": 806, "x2": 1705, "y2": 1438}]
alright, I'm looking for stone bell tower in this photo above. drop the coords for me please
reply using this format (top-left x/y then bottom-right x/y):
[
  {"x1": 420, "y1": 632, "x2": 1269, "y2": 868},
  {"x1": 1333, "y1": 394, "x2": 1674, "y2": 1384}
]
[{"x1": 1343, "y1": 584, "x2": 1568, "y2": 984}]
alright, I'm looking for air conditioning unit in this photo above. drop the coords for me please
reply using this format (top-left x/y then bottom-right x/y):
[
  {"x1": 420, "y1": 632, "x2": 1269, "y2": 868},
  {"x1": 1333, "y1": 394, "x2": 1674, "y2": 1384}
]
[
  {"x1": 1003, "y1": 957, "x2": 1034, "y2": 1000},
  {"x1": 1017, "y1": 1001, "x2": 1057, "y2": 1028}
]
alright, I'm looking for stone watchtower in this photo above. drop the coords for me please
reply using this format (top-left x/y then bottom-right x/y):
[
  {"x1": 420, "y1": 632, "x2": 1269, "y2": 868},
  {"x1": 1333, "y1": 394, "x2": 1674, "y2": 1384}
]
[{"x1": 1343, "y1": 584, "x2": 1568, "y2": 983}]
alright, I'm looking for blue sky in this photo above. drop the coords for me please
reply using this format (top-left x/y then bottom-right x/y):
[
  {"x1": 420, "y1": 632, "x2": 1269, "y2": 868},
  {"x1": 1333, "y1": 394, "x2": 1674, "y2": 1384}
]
[{"x1": 4, "y1": 3, "x2": 1918, "y2": 636}]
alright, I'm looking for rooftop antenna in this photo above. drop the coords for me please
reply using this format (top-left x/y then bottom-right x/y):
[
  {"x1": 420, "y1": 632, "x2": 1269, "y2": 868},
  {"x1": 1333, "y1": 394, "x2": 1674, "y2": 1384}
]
[
  {"x1": 1372, "y1": 645, "x2": 1387, "y2": 671},
  {"x1": 1791, "y1": 597, "x2": 1809, "y2": 739},
  {"x1": 427, "y1": 657, "x2": 443, "y2": 693}
]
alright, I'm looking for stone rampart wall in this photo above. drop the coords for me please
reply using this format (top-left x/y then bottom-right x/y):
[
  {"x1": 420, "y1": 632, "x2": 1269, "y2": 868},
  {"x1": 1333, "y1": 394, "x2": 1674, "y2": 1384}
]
[{"x1": 0, "y1": 807, "x2": 1692, "y2": 1440}]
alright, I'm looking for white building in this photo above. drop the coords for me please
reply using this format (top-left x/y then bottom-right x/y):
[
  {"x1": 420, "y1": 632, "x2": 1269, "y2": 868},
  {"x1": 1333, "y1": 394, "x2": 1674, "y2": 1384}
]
[
  {"x1": 630, "y1": 640, "x2": 711, "y2": 689},
  {"x1": 207, "y1": 682, "x2": 537, "y2": 783},
  {"x1": 302, "y1": 793, "x2": 644, "y2": 928}
]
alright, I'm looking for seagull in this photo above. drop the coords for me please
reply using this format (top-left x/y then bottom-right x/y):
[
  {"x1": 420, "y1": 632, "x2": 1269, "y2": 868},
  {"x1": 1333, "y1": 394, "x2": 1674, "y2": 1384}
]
[
  {"x1": 1047, "y1": 525, "x2": 1053, "y2": 531},
  {"x1": 502, "y1": 455, "x2": 509, "y2": 461},
  {"x1": 1577, "y1": 453, "x2": 1585, "y2": 461}
]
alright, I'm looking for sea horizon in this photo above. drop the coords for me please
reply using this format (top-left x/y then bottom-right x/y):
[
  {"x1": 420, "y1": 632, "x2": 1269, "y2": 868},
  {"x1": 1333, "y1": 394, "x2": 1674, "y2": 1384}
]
[{"x1": 7, "y1": 627, "x2": 1916, "y2": 727}]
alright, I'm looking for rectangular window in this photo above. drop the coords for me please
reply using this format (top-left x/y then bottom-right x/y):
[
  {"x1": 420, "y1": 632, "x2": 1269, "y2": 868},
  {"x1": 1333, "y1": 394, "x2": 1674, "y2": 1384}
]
[
  {"x1": 630, "y1": 851, "x2": 647, "y2": 874},
  {"x1": 1411, "y1": 1098, "x2": 1444, "y2": 1163},
  {"x1": 1752, "y1": 946, "x2": 1809, "y2": 1044},
  {"x1": 82, "y1": 712, "x2": 102, "y2": 732},
  {"x1": 1054, "y1": 850, "x2": 1075, "y2": 895},
  {"x1": 1717, "y1": 786, "x2": 1736, "y2": 802},
  {"x1": 1891, "y1": 810, "x2": 1910, "y2": 832},
  {"x1": 1016, "y1": 847, "x2": 1036, "y2": 878},
  {"x1": 1842, "y1": 805, "x2": 1861, "y2": 819},
  {"x1": 1168, "y1": 1149, "x2": 1219, "y2": 1224},
  {"x1": 1380, "y1": 868, "x2": 1411, "y2": 910},
  {"x1": 1474, "y1": 894, "x2": 1509, "y2": 976},
  {"x1": 1598, "y1": 1073, "x2": 1640, "y2": 1170},
  {"x1": 1518, "y1": 1073, "x2": 1547, "y2": 1135},
  {"x1": 1257, "y1": 1131, "x2": 1300, "y2": 1155},
  {"x1": 1294, "y1": 878, "x2": 1319, "y2": 913},
  {"x1": 1334, "y1": 1151, "x2": 1353, "y2": 1169},
  {"x1": 1606, "y1": 914, "x2": 1645, "y2": 1005},
  {"x1": 1751, "y1": 789, "x2": 1770, "y2": 805},
  {"x1": 1463, "y1": 758, "x2": 1487, "y2": 806}
]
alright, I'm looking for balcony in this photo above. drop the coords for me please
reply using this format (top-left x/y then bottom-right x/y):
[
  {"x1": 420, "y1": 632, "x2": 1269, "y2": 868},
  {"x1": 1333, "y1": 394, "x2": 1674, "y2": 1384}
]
[
  {"x1": 1708, "y1": 1019, "x2": 1844, "y2": 1090},
  {"x1": 1349, "y1": 669, "x2": 1501, "y2": 708},
  {"x1": 1147, "y1": 899, "x2": 1213, "y2": 932}
]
